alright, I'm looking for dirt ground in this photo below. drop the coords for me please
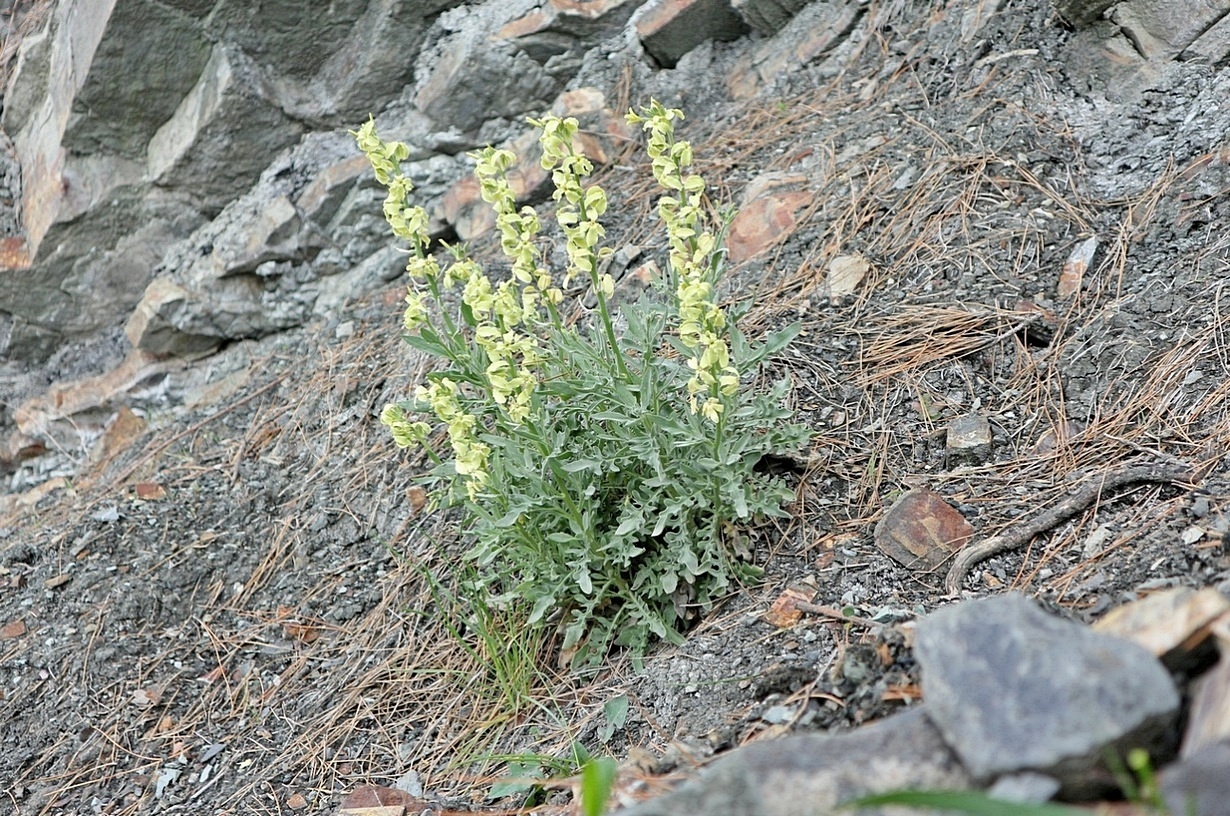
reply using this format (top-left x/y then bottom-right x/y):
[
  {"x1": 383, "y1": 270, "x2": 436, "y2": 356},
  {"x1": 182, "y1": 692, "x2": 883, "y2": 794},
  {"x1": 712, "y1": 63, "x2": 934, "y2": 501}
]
[{"x1": 3, "y1": 1, "x2": 1230, "y2": 813}]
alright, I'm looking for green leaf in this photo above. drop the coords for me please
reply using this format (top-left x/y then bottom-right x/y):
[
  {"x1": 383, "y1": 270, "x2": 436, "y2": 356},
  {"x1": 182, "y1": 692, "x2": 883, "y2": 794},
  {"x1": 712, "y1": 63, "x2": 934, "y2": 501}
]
[
  {"x1": 580, "y1": 758, "x2": 617, "y2": 816},
  {"x1": 840, "y1": 790, "x2": 1088, "y2": 816},
  {"x1": 529, "y1": 594, "x2": 555, "y2": 624},
  {"x1": 603, "y1": 695, "x2": 629, "y2": 729},
  {"x1": 614, "y1": 510, "x2": 643, "y2": 537},
  {"x1": 489, "y1": 760, "x2": 543, "y2": 799},
  {"x1": 400, "y1": 329, "x2": 448, "y2": 357}
]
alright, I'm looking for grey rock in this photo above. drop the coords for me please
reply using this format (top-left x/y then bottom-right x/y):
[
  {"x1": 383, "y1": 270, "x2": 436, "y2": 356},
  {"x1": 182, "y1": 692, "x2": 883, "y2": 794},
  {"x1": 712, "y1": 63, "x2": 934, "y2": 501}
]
[
  {"x1": 1181, "y1": 10, "x2": 1230, "y2": 63},
  {"x1": 0, "y1": 24, "x2": 52, "y2": 135},
  {"x1": 413, "y1": 6, "x2": 560, "y2": 135},
  {"x1": 1051, "y1": 0, "x2": 1117, "y2": 27},
  {"x1": 499, "y1": 0, "x2": 645, "y2": 71},
  {"x1": 0, "y1": 193, "x2": 205, "y2": 356},
  {"x1": 60, "y1": 0, "x2": 212, "y2": 159},
  {"x1": 216, "y1": 0, "x2": 449, "y2": 123},
  {"x1": 147, "y1": 43, "x2": 303, "y2": 215},
  {"x1": 732, "y1": 0, "x2": 813, "y2": 35},
  {"x1": 621, "y1": 708, "x2": 970, "y2": 816},
  {"x1": 946, "y1": 413, "x2": 992, "y2": 464},
  {"x1": 635, "y1": 0, "x2": 750, "y2": 68},
  {"x1": 1160, "y1": 740, "x2": 1230, "y2": 816},
  {"x1": 1108, "y1": 0, "x2": 1230, "y2": 61},
  {"x1": 0, "y1": 0, "x2": 450, "y2": 362},
  {"x1": 916, "y1": 594, "x2": 1180, "y2": 796},
  {"x1": 128, "y1": 129, "x2": 401, "y2": 354}
]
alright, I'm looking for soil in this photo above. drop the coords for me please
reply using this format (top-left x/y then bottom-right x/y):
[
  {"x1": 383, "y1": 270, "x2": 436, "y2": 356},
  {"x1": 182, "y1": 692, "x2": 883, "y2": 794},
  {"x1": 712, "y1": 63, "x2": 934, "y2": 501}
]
[{"x1": 3, "y1": 1, "x2": 1230, "y2": 814}]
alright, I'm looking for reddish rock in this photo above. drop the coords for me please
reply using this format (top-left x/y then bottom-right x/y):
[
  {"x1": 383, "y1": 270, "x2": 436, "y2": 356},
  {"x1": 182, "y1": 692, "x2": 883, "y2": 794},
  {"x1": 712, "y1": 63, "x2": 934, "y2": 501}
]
[
  {"x1": 0, "y1": 235, "x2": 30, "y2": 270},
  {"x1": 90, "y1": 406, "x2": 149, "y2": 467},
  {"x1": 439, "y1": 176, "x2": 497, "y2": 242},
  {"x1": 13, "y1": 350, "x2": 180, "y2": 439},
  {"x1": 1058, "y1": 236, "x2": 1098, "y2": 300},
  {"x1": 874, "y1": 488, "x2": 974, "y2": 571},
  {"x1": 726, "y1": 173, "x2": 813, "y2": 263},
  {"x1": 553, "y1": 88, "x2": 637, "y2": 164},
  {"x1": 0, "y1": 477, "x2": 70, "y2": 521},
  {"x1": 636, "y1": 0, "x2": 749, "y2": 68},
  {"x1": 339, "y1": 784, "x2": 428, "y2": 815}
]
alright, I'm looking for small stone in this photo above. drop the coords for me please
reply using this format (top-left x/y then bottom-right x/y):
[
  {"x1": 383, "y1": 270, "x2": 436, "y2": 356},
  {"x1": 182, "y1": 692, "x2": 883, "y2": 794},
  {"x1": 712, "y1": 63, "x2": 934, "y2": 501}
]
[
  {"x1": 1057, "y1": 236, "x2": 1097, "y2": 299},
  {"x1": 1160, "y1": 740, "x2": 1230, "y2": 816},
  {"x1": 393, "y1": 769, "x2": 422, "y2": 797},
  {"x1": 763, "y1": 582, "x2": 817, "y2": 628},
  {"x1": 760, "y1": 704, "x2": 794, "y2": 725},
  {"x1": 916, "y1": 594, "x2": 1180, "y2": 795},
  {"x1": 874, "y1": 488, "x2": 974, "y2": 571},
  {"x1": 339, "y1": 783, "x2": 424, "y2": 815},
  {"x1": 134, "y1": 482, "x2": 167, "y2": 501},
  {"x1": 986, "y1": 772, "x2": 1062, "y2": 803},
  {"x1": 945, "y1": 414, "x2": 992, "y2": 460},
  {"x1": 825, "y1": 254, "x2": 868, "y2": 298},
  {"x1": 1030, "y1": 419, "x2": 1083, "y2": 456},
  {"x1": 1092, "y1": 587, "x2": 1230, "y2": 671}
]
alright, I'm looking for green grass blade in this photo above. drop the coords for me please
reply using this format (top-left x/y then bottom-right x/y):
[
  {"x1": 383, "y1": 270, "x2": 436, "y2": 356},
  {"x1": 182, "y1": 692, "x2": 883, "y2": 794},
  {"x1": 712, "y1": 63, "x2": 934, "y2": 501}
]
[
  {"x1": 580, "y1": 757, "x2": 617, "y2": 816},
  {"x1": 842, "y1": 790, "x2": 1088, "y2": 815}
]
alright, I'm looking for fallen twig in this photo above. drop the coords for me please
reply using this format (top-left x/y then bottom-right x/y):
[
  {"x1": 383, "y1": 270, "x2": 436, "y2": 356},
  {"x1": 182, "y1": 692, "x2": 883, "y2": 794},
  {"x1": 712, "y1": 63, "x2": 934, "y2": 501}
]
[{"x1": 944, "y1": 461, "x2": 1197, "y2": 594}]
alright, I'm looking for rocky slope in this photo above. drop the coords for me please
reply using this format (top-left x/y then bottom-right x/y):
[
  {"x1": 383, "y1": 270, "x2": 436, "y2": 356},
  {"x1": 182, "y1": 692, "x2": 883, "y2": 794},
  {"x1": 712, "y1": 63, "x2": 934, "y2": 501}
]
[{"x1": 1, "y1": 0, "x2": 1230, "y2": 814}]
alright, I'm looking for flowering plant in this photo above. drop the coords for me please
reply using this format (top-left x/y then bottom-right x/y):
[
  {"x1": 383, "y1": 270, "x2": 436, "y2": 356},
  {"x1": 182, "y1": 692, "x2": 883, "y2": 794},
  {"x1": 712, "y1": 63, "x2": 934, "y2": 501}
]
[{"x1": 356, "y1": 102, "x2": 810, "y2": 666}]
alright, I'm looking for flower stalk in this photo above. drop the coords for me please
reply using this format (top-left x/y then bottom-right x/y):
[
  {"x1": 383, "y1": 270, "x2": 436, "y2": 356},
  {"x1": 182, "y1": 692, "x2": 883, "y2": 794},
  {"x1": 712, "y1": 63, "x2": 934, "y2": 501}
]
[{"x1": 353, "y1": 105, "x2": 810, "y2": 666}]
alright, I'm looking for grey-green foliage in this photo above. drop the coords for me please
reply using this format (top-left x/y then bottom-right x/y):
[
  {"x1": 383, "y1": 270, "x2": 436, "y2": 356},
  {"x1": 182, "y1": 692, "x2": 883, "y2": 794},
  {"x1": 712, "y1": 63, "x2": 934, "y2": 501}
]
[{"x1": 357, "y1": 103, "x2": 811, "y2": 668}]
